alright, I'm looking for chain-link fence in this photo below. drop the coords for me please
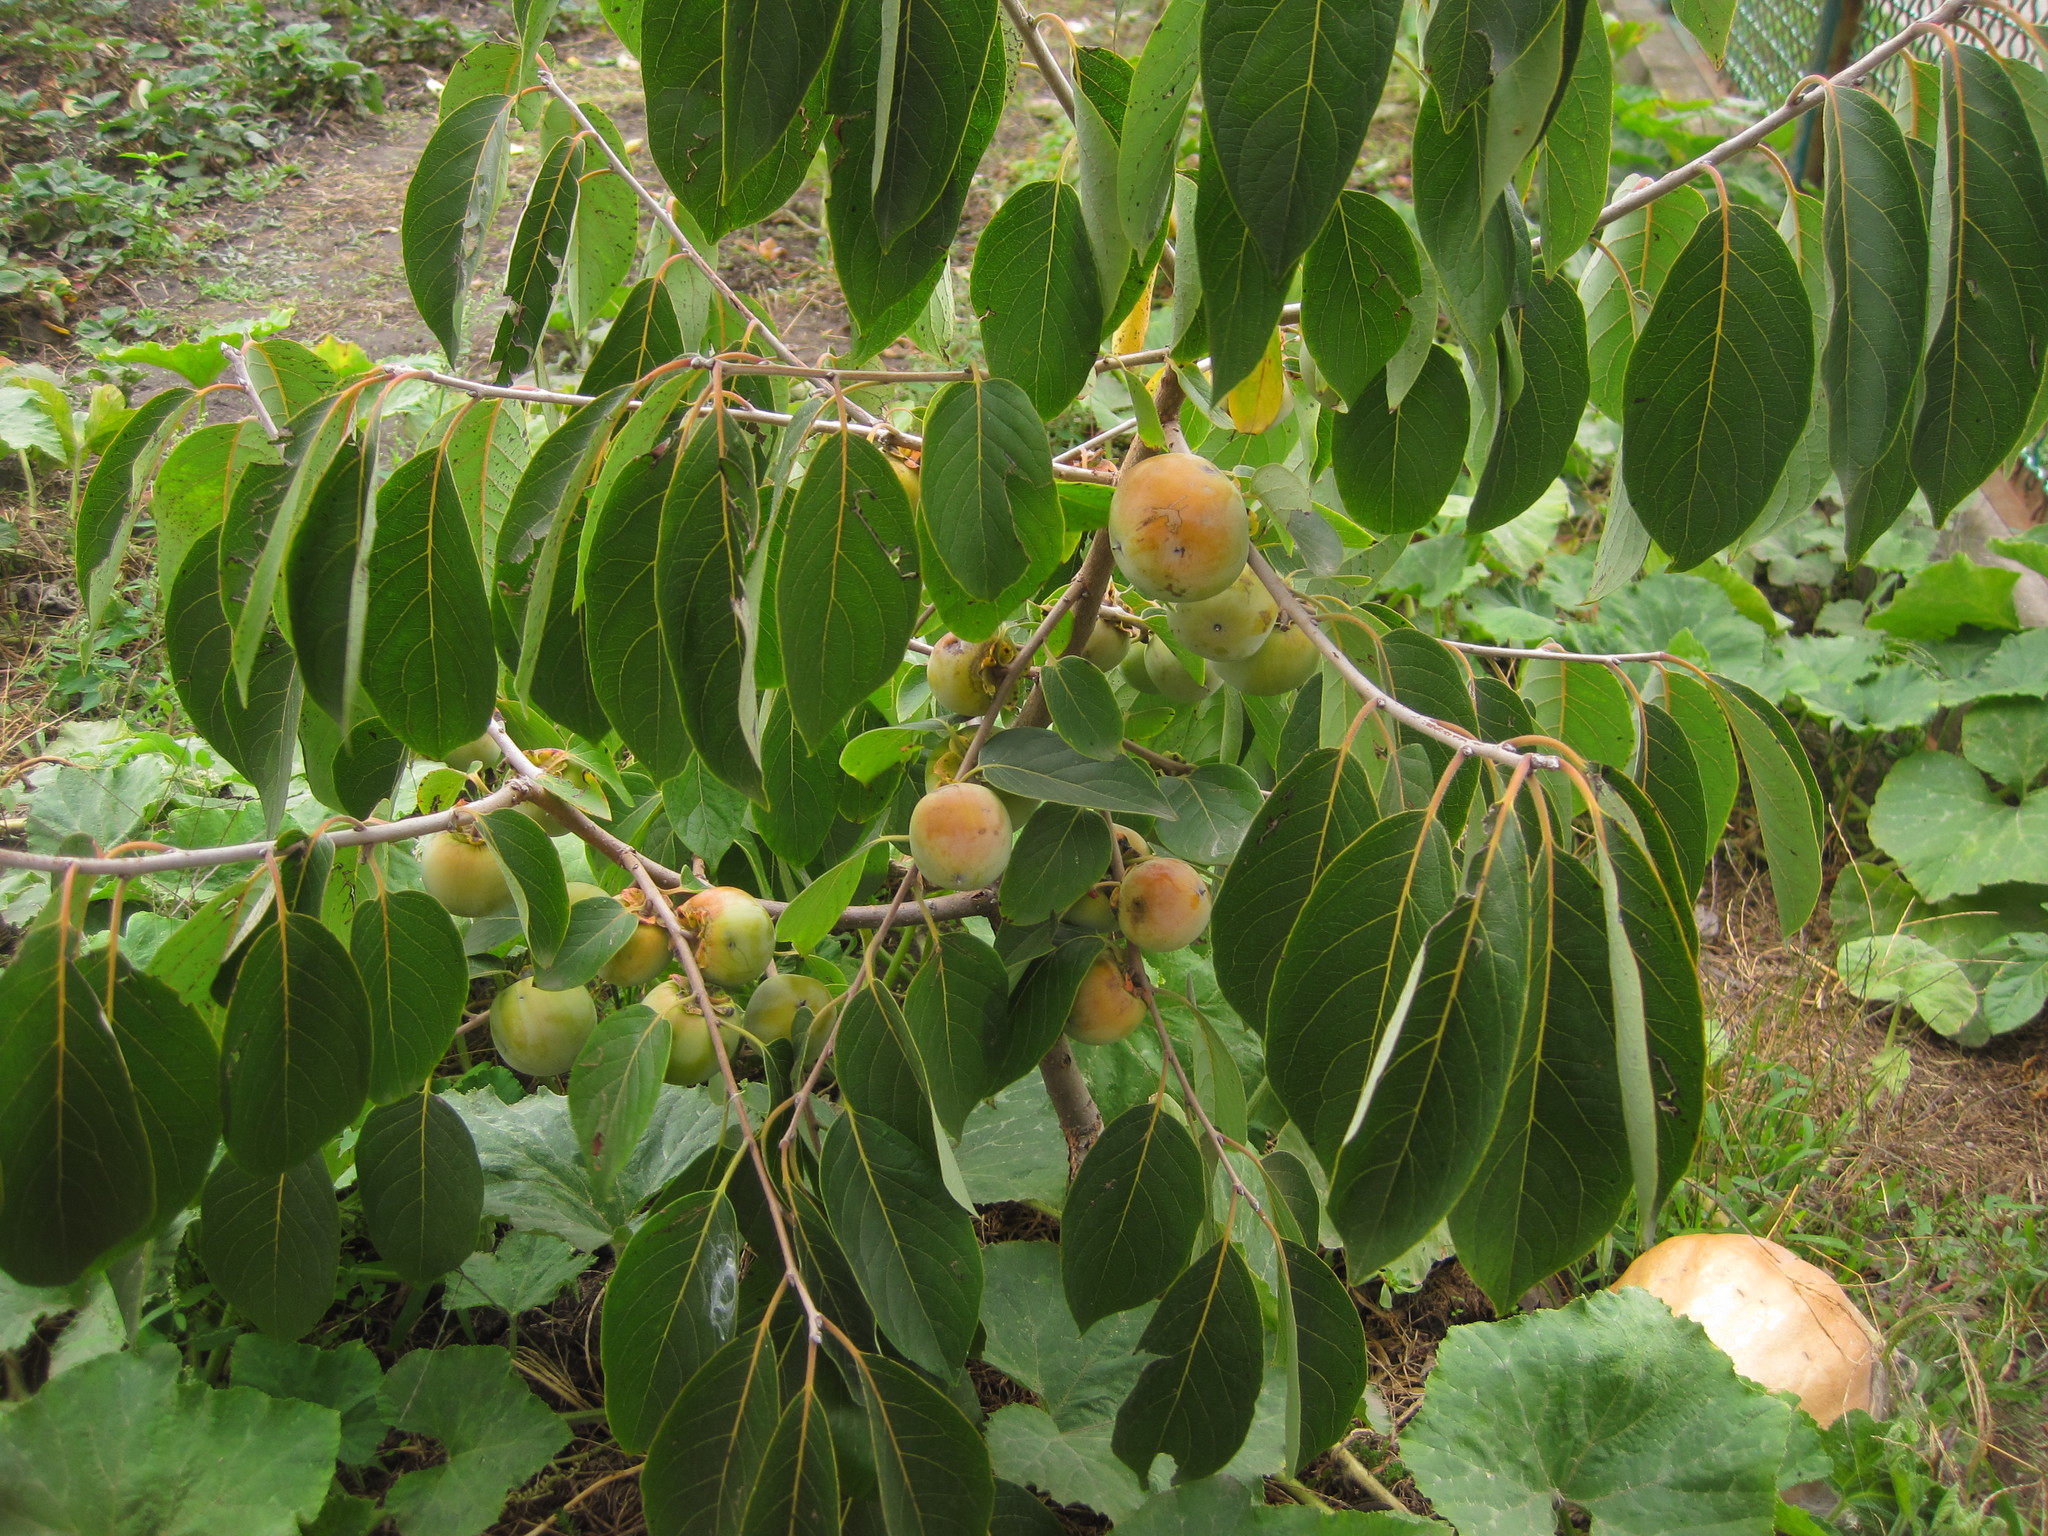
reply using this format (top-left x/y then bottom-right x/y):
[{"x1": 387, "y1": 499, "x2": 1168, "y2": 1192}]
[{"x1": 1723, "y1": 0, "x2": 2048, "y2": 107}]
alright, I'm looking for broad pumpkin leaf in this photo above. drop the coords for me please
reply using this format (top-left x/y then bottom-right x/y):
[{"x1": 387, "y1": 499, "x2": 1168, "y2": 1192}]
[
  {"x1": 198, "y1": 1153, "x2": 340, "y2": 1340},
  {"x1": 1328, "y1": 345, "x2": 1470, "y2": 536},
  {"x1": 1201, "y1": 0, "x2": 1399, "y2": 279},
  {"x1": 356, "y1": 1091, "x2": 485, "y2": 1284},
  {"x1": 569, "y1": 1005, "x2": 674, "y2": 1202},
  {"x1": 1868, "y1": 749, "x2": 2048, "y2": 902},
  {"x1": 377, "y1": 1345, "x2": 570, "y2": 1536},
  {"x1": 352, "y1": 887, "x2": 468, "y2": 1104},
  {"x1": 1468, "y1": 274, "x2": 1589, "y2": 534},
  {"x1": 601, "y1": 1190, "x2": 743, "y2": 1454},
  {"x1": 1111, "y1": 1239, "x2": 1263, "y2": 1483},
  {"x1": 1821, "y1": 86, "x2": 1928, "y2": 560},
  {"x1": 971, "y1": 182, "x2": 1104, "y2": 421},
  {"x1": 402, "y1": 91, "x2": 512, "y2": 363},
  {"x1": 1301, "y1": 190, "x2": 1420, "y2": 407},
  {"x1": 1061, "y1": 1100, "x2": 1206, "y2": 1332},
  {"x1": 1622, "y1": 202, "x2": 1816, "y2": 570}
]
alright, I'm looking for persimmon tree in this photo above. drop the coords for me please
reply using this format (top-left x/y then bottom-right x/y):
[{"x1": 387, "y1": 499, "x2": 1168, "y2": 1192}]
[{"x1": 4, "y1": 0, "x2": 2046, "y2": 1526}]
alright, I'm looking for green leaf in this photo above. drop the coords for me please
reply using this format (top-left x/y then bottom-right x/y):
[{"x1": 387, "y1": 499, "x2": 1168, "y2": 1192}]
[
  {"x1": 810, "y1": 976, "x2": 931, "y2": 1165},
  {"x1": 1865, "y1": 551, "x2": 2021, "y2": 639},
  {"x1": 1519, "y1": 654, "x2": 1634, "y2": 766},
  {"x1": 1403, "y1": 1288, "x2": 1793, "y2": 1534},
  {"x1": 1116, "y1": 0, "x2": 1202, "y2": 251},
  {"x1": 282, "y1": 443, "x2": 369, "y2": 725},
  {"x1": 1447, "y1": 849, "x2": 1629, "y2": 1312},
  {"x1": 743, "y1": 1383, "x2": 840, "y2": 1536},
  {"x1": 987, "y1": 1409, "x2": 1146, "y2": 1523},
  {"x1": 820, "y1": 1111, "x2": 982, "y2": 1375},
  {"x1": 1111, "y1": 1238, "x2": 1264, "y2": 1483},
  {"x1": 1074, "y1": 46, "x2": 1134, "y2": 311},
  {"x1": 1266, "y1": 811, "x2": 1458, "y2": 1167},
  {"x1": 1636, "y1": 701, "x2": 1711, "y2": 893},
  {"x1": 602, "y1": 1190, "x2": 742, "y2": 1453},
  {"x1": 979, "y1": 727, "x2": 1175, "y2": 817},
  {"x1": 1194, "y1": 140, "x2": 1294, "y2": 397},
  {"x1": 1468, "y1": 274, "x2": 1589, "y2": 533},
  {"x1": 988, "y1": 937, "x2": 1105, "y2": 1093},
  {"x1": 582, "y1": 276, "x2": 686, "y2": 396},
  {"x1": 756, "y1": 693, "x2": 842, "y2": 866},
  {"x1": 1535, "y1": 6, "x2": 1610, "y2": 271},
  {"x1": 776, "y1": 432, "x2": 920, "y2": 744},
  {"x1": 1821, "y1": 86, "x2": 1928, "y2": 560},
  {"x1": 642, "y1": 1328, "x2": 783, "y2": 1536},
  {"x1": 153, "y1": 420, "x2": 279, "y2": 594},
  {"x1": 1869, "y1": 749, "x2": 2048, "y2": 902},
  {"x1": 378, "y1": 1345, "x2": 571, "y2": 1536},
  {"x1": 1002, "y1": 803, "x2": 1114, "y2": 924},
  {"x1": 777, "y1": 843, "x2": 872, "y2": 952},
  {"x1": 1622, "y1": 202, "x2": 1817, "y2": 570},
  {"x1": 841, "y1": 725, "x2": 941, "y2": 783},
  {"x1": 956, "y1": 1083, "x2": 1070, "y2": 1208},
  {"x1": 922, "y1": 377, "x2": 1064, "y2": 596},
  {"x1": 1911, "y1": 48, "x2": 2048, "y2": 519},
  {"x1": 903, "y1": 933, "x2": 1005, "y2": 1137},
  {"x1": 198, "y1": 1153, "x2": 339, "y2": 1339},
  {"x1": 1211, "y1": 748, "x2": 1378, "y2": 1037},
  {"x1": 971, "y1": 182, "x2": 1104, "y2": 421},
  {"x1": 1042, "y1": 656, "x2": 1124, "y2": 761},
  {"x1": 479, "y1": 807, "x2": 571, "y2": 966},
  {"x1": 1301, "y1": 191, "x2": 1420, "y2": 406},
  {"x1": 869, "y1": 0, "x2": 997, "y2": 250},
  {"x1": 569, "y1": 1004, "x2": 672, "y2": 1199},
  {"x1": 499, "y1": 387, "x2": 631, "y2": 676},
  {"x1": 1154, "y1": 763, "x2": 1264, "y2": 864},
  {"x1": 164, "y1": 526, "x2": 302, "y2": 834},
  {"x1": 0, "y1": 924, "x2": 154, "y2": 1286},
  {"x1": 1329, "y1": 344, "x2": 1469, "y2": 537},
  {"x1": 658, "y1": 422, "x2": 764, "y2": 798},
  {"x1": 75, "y1": 387, "x2": 194, "y2": 629},
  {"x1": 97, "y1": 959, "x2": 220, "y2": 1236},
  {"x1": 1711, "y1": 675, "x2": 1823, "y2": 934},
  {"x1": 1325, "y1": 822, "x2": 1529, "y2": 1273},
  {"x1": 362, "y1": 447, "x2": 497, "y2": 758},
  {"x1": 1837, "y1": 933, "x2": 1979, "y2": 1037},
  {"x1": 1201, "y1": 0, "x2": 1398, "y2": 279},
  {"x1": 1962, "y1": 695, "x2": 2048, "y2": 790},
  {"x1": 1061, "y1": 1100, "x2": 1205, "y2": 1332},
  {"x1": 1410, "y1": 93, "x2": 1517, "y2": 346},
  {"x1": 721, "y1": 0, "x2": 838, "y2": 185},
  {"x1": 491, "y1": 133, "x2": 582, "y2": 382},
  {"x1": 220, "y1": 912, "x2": 371, "y2": 1176},
  {"x1": 860, "y1": 1351, "x2": 997, "y2": 1536},
  {"x1": 0, "y1": 1350, "x2": 339, "y2": 1536},
  {"x1": 1656, "y1": 668, "x2": 1737, "y2": 854},
  {"x1": 356, "y1": 1091, "x2": 485, "y2": 1283},
  {"x1": 437, "y1": 39, "x2": 523, "y2": 120},
  {"x1": 587, "y1": 449, "x2": 694, "y2": 779},
  {"x1": 1578, "y1": 182, "x2": 1707, "y2": 420},
  {"x1": 243, "y1": 339, "x2": 340, "y2": 425},
  {"x1": 353, "y1": 887, "x2": 470, "y2": 1103},
  {"x1": 232, "y1": 1335, "x2": 387, "y2": 1465},
  {"x1": 403, "y1": 92, "x2": 513, "y2": 363},
  {"x1": 983, "y1": 1243, "x2": 1154, "y2": 1429},
  {"x1": 1279, "y1": 1239, "x2": 1367, "y2": 1470}
]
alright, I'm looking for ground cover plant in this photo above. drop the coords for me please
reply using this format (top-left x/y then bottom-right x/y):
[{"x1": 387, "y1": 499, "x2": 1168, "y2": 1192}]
[{"x1": 1, "y1": 0, "x2": 2046, "y2": 1530}]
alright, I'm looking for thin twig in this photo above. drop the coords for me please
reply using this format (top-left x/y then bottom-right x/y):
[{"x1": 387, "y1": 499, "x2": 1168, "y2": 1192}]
[
  {"x1": 221, "y1": 343, "x2": 280, "y2": 440},
  {"x1": 998, "y1": 0, "x2": 1076, "y2": 117}
]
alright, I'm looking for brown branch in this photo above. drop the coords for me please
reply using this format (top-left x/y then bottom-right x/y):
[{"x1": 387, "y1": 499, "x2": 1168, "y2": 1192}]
[{"x1": 1038, "y1": 1039, "x2": 1104, "y2": 1173}]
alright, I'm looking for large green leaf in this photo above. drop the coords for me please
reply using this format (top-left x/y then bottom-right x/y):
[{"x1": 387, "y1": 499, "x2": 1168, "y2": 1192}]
[
  {"x1": 1403, "y1": 1289, "x2": 1793, "y2": 1534},
  {"x1": 1519, "y1": 654, "x2": 1634, "y2": 767},
  {"x1": 1111, "y1": 1238, "x2": 1263, "y2": 1483},
  {"x1": 1622, "y1": 202, "x2": 1816, "y2": 569},
  {"x1": 1061, "y1": 1100, "x2": 1205, "y2": 1332},
  {"x1": 220, "y1": 912, "x2": 371, "y2": 1177},
  {"x1": 1212, "y1": 747, "x2": 1378, "y2": 1036},
  {"x1": 581, "y1": 277, "x2": 686, "y2": 397},
  {"x1": 1153, "y1": 763, "x2": 1263, "y2": 864},
  {"x1": 1410, "y1": 91, "x2": 1518, "y2": 346},
  {"x1": 569, "y1": 1004, "x2": 672, "y2": 1200},
  {"x1": 641, "y1": 1328, "x2": 782, "y2": 1536},
  {"x1": 1468, "y1": 274, "x2": 1589, "y2": 533},
  {"x1": 1535, "y1": 3, "x2": 1610, "y2": 271},
  {"x1": 1328, "y1": 345, "x2": 1470, "y2": 536},
  {"x1": 0, "y1": 1350, "x2": 338, "y2": 1536},
  {"x1": 987, "y1": 936, "x2": 1105, "y2": 1093},
  {"x1": 361, "y1": 447, "x2": 496, "y2": 758},
  {"x1": 1301, "y1": 191, "x2": 1420, "y2": 406},
  {"x1": 1265, "y1": 811, "x2": 1458, "y2": 1166},
  {"x1": 97, "y1": 959, "x2": 220, "y2": 1237},
  {"x1": 922, "y1": 377, "x2": 1063, "y2": 596},
  {"x1": 479, "y1": 806, "x2": 571, "y2": 966},
  {"x1": 820, "y1": 1111, "x2": 982, "y2": 1375},
  {"x1": 403, "y1": 91, "x2": 512, "y2": 363},
  {"x1": 1280, "y1": 1239, "x2": 1368, "y2": 1471},
  {"x1": 587, "y1": 449, "x2": 694, "y2": 778},
  {"x1": 1636, "y1": 702, "x2": 1710, "y2": 894},
  {"x1": 602, "y1": 1190, "x2": 742, "y2": 1453},
  {"x1": 1201, "y1": 0, "x2": 1398, "y2": 279},
  {"x1": 869, "y1": 0, "x2": 997, "y2": 249},
  {"x1": 491, "y1": 133, "x2": 581, "y2": 382},
  {"x1": 164, "y1": 526, "x2": 301, "y2": 832},
  {"x1": 1821, "y1": 86, "x2": 1927, "y2": 560},
  {"x1": 352, "y1": 887, "x2": 468, "y2": 1103},
  {"x1": 902, "y1": 933, "x2": 1005, "y2": 1138},
  {"x1": 0, "y1": 924, "x2": 154, "y2": 1286},
  {"x1": 497, "y1": 385, "x2": 631, "y2": 667},
  {"x1": 1042, "y1": 656, "x2": 1125, "y2": 762},
  {"x1": 153, "y1": 419, "x2": 278, "y2": 594},
  {"x1": 971, "y1": 182, "x2": 1104, "y2": 421},
  {"x1": 1325, "y1": 823, "x2": 1529, "y2": 1273},
  {"x1": 378, "y1": 1345, "x2": 570, "y2": 1536},
  {"x1": 281, "y1": 441, "x2": 369, "y2": 725},
  {"x1": 756, "y1": 693, "x2": 842, "y2": 866},
  {"x1": 861, "y1": 1351, "x2": 997, "y2": 1536},
  {"x1": 721, "y1": 0, "x2": 839, "y2": 184},
  {"x1": 198, "y1": 1153, "x2": 339, "y2": 1339},
  {"x1": 75, "y1": 387, "x2": 194, "y2": 629},
  {"x1": 979, "y1": 728, "x2": 1175, "y2": 817},
  {"x1": 1073, "y1": 48, "x2": 1135, "y2": 312},
  {"x1": 1195, "y1": 139, "x2": 1294, "y2": 397},
  {"x1": 356, "y1": 1091, "x2": 485, "y2": 1283},
  {"x1": 742, "y1": 1383, "x2": 839, "y2": 1536},
  {"x1": 1446, "y1": 849, "x2": 1628, "y2": 1313},
  {"x1": 982, "y1": 1242, "x2": 1155, "y2": 1429},
  {"x1": 1711, "y1": 675, "x2": 1823, "y2": 934},
  {"x1": 776, "y1": 432, "x2": 920, "y2": 745},
  {"x1": 1911, "y1": 47, "x2": 2048, "y2": 520},
  {"x1": 1001, "y1": 804, "x2": 1113, "y2": 927},
  {"x1": 1578, "y1": 182, "x2": 1707, "y2": 419},
  {"x1": 1868, "y1": 749, "x2": 2048, "y2": 902},
  {"x1": 1116, "y1": 0, "x2": 1201, "y2": 251},
  {"x1": 656, "y1": 422, "x2": 763, "y2": 798}
]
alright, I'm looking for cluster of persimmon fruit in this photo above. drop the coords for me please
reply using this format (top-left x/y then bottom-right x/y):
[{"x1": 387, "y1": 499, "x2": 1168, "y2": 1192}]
[{"x1": 414, "y1": 449, "x2": 1300, "y2": 1079}]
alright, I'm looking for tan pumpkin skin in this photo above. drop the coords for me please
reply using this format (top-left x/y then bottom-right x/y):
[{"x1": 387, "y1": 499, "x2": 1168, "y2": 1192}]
[{"x1": 1614, "y1": 1232, "x2": 1885, "y2": 1426}]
